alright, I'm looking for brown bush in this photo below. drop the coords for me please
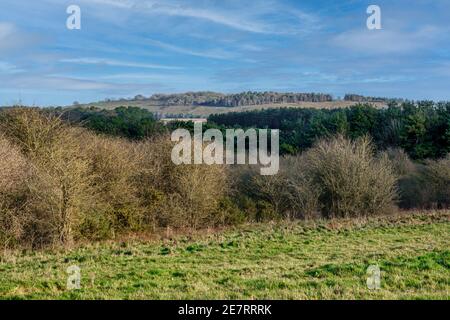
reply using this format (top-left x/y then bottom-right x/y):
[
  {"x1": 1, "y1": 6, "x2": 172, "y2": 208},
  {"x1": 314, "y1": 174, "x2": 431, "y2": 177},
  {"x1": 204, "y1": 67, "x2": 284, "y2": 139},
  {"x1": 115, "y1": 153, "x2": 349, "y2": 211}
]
[
  {"x1": 0, "y1": 136, "x2": 28, "y2": 193},
  {"x1": 0, "y1": 109, "x2": 231, "y2": 247},
  {"x1": 423, "y1": 155, "x2": 450, "y2": 208},
  {"x1": 280, "y1": 156, "x2": 321, "y2": 219},
  {"x1": 0, "y1": 137, "x2": 29, "y2": 247},
  {"x1": 381, "y1": 147, "x2": 416, "y2": 177},
  {"x1": 234, "y1": 136, "x2": 397, "y2": 219},
  {"x1": 22, "y1": 127, "x2": 95, "y2": 247},
  {"x1": 0, "y1": 109, "x2": 95, "y2": 247},
  {"x1": 0, "y1": 108, "x2": 64, "y2": 157},
  {"x1": 135, "y1": 137, "x2": 229, "y2": 229},
  {"x1": 390, "y1": 151, "x2": 450, "y2": 209},
  {"x1": 175, "y1": 163, "x2": 229, "y2": 228},
  {"x1": 80, "y1": 133, "x2": 143, "y2": 237},
  {"x1": 232, "y1": 162, "x2": 320, "y2": 221},
  {"x1": 302, "y1": 135, "x2": 397, "y2": 218},
  {"x1": 397, "y1": 171, "x2": 429, "y2": 209},
  {"x1": 400, "y1": 155, "x2": 450, "y2": 209}
]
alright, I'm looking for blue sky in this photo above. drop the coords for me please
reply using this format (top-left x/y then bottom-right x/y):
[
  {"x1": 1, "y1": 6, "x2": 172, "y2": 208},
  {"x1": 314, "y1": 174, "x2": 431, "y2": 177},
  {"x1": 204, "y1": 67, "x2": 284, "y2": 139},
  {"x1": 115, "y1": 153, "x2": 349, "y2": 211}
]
[{"x1": 0, "y1": 0, "x2": 449, "y2": 106}]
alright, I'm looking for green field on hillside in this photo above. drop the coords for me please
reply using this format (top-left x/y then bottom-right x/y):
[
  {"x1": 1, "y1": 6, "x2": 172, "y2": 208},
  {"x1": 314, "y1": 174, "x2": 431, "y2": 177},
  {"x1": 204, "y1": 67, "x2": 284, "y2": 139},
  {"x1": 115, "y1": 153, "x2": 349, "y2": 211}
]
[{"x1": 0, "y1": 211, "x2": 449, "y2": 300}]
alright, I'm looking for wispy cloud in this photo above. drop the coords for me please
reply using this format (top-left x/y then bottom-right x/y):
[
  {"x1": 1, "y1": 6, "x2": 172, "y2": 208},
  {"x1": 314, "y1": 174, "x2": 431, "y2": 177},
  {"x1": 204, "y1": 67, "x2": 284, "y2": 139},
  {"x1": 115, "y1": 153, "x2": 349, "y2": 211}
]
[
  {"x1": 60, "y1": 57, "x2": 181, "y2": 70},
  {"x1": 0, "y1": 22, "x2": 14, "y2": 39},
  {"x1": 146, "y1": 3, "x2": 272, "y2": 34},
  {"x1": 146, "y1": 39, "x2": 235, "y2": 60},
  {"x1": 332, "y1": 26, "x2": 441, "y2": 54},
  {"x1": 1, "y1": 74, "x2": 113, "y2": 91},
  {"x1": 79, "y1": 0, "x2": 319, "y2": 35},
  {"x1": 0, "y1": 22, "x2": 38, "y2": 54},
  {"x1": 87, "y1": 0, "x2": 135, "y2": 9},
  {"x1": 0, "y1": 73, "x2": 168, "y2": 94},
  {"x1": 0, "y1": 61, "x2": 23, "y2": 74}
]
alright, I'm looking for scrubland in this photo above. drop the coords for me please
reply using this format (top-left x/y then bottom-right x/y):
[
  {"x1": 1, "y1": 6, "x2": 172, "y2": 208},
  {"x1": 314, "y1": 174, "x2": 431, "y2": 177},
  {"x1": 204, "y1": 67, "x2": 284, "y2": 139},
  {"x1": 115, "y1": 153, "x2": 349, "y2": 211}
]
[{"x1": 0, "y1": 108, "x2": 448, "y2": 300}]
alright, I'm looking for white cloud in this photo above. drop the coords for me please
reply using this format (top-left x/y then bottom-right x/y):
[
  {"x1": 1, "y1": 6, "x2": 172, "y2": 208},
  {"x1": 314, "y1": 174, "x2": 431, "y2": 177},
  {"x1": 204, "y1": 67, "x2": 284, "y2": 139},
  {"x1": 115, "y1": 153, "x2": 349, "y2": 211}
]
[
  {"x1": 60, "y1": 57, "x2": 181, "y2": 70},
  {"x1": 332, "y1": 26, "x2": 441, "y2": 54},
  {"x1": 0, "y1": 61, "x2": 23, "y2": 74},
  {"x1": 88, "y1": 0, "x2": 135, "y2": 8},
  {"x1": 99, "y1": 73, "x2": 177, "y2": 80},
  {"x1": 0, "y1": 23, "x2": 22, "y2": 52},
  {"x1": 0, "y1": 22, "x2": 15, "y2": 39},
  {"x1": 0, "y1": 22, "x2": 41, "y2": 55}
]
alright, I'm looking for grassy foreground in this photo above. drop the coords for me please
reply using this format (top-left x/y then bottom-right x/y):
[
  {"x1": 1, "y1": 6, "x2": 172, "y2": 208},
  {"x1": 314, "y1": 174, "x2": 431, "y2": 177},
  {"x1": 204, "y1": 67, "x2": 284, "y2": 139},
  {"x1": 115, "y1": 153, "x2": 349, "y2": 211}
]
[{"x1": 0, "y1": 211, "x2": 449, "y2": 300}]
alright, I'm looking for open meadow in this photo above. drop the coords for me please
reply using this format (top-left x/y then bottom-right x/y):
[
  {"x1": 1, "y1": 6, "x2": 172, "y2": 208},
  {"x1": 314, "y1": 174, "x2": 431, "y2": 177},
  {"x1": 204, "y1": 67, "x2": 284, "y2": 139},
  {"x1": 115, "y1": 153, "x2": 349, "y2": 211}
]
[{"x1": 1, "y1": 211, "x2": 448, "y2": 300}]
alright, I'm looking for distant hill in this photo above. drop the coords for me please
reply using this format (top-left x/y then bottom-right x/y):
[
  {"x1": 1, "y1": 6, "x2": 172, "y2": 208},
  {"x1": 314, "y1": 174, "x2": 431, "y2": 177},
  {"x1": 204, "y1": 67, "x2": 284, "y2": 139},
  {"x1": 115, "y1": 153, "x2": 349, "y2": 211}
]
[{"x1": 71, "y1": 91, "x2": 387, "y2": 117}]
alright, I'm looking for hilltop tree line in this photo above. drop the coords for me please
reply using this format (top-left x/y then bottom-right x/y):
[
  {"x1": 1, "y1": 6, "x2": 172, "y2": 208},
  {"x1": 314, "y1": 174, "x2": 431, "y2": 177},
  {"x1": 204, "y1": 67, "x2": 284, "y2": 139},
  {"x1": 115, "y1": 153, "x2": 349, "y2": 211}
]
[
  {"x1": 135, "y1": 91, "x2": 333, "y2": 107},
  {"x1": 94, "y1": 92, "x2": 406, "y2": 107},
  {"x1": 198, "y1": 92, "x2": 333, "y2": 107},
  {"x1": 344, "y1": 94, "x2": 404, "y2": 103}
]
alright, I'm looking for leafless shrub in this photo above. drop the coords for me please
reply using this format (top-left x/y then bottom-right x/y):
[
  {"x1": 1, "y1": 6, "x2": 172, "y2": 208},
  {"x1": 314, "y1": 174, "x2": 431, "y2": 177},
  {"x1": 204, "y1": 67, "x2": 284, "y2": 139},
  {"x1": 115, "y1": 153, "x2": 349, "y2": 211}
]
[
  {"x1": 81, "y1": 133, "x2": 143, "y2": 237},
  {"x1": 381, "y1": 147, "x2": 416, "y2": 176},
  {"x1": 0, "y1": 107, "x2": 64, "y2": 157},
  {"x1": 280, "y1": 156, "x2": 321, "y2": 219},
  {"x1": 0, "y1": 137, "x2": 29, "y2": 247},
  {"x1": 0, "y1": 109, "x2": 94, "y2": 247},
  {"x1": 395, "y1": 153, "x2": 449, "y2": 209},
  {"x1": 135, "y1": 137, "x2": 229, "y2": 229},
  {"x1": 421, "y1": 155, "x2": 450, "y2": 208},
  {"x1": 0, "y1": 136, "x2": 28, "y2": 193},
  {"x1": 302, "y1": 135, "x2": 397, "y2": 218},
  {"x1": 232, "y1": 161, "x2": 320, "y2": 220},
  {"x1": 235, "y1": 136, "x2": 397, "y2": 219},
  {"x1": 23, "y1": 127, "x2": 94, "y2": 247}
]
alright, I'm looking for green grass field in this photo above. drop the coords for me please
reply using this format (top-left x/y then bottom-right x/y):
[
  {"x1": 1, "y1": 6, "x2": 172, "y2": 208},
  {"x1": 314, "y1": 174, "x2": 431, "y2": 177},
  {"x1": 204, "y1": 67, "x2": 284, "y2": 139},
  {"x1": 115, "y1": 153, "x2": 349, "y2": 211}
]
[{"x1": 0, "y1": 211, "x2": 449, "y2": 300}]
